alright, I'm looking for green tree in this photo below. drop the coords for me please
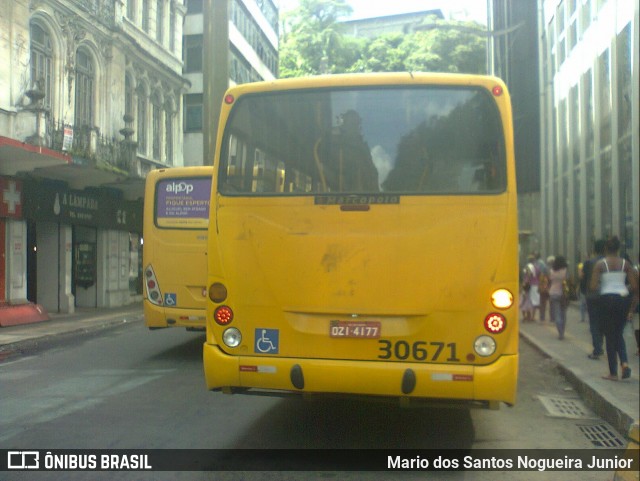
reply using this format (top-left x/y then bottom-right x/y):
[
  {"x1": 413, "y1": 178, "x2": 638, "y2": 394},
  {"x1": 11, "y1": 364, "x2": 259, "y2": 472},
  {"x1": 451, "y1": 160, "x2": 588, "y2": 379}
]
[
  {"x1": 279, "y1": 2, "x2": 487, "y2": 77},
  {"x1": 279, "y1": 0, "x2": 356, "y2": 77}
]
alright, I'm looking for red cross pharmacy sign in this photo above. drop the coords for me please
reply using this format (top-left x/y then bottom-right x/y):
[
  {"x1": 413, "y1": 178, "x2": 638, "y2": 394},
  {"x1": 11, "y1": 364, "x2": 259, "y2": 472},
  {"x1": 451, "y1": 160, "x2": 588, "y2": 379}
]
[{"x1": 1, "y1": 178, "x2": 23, "y2": 218}]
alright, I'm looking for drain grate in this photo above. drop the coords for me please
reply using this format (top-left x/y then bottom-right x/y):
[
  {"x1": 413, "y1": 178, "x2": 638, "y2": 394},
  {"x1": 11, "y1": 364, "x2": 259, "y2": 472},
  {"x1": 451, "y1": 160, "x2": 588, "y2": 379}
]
[
  {"x1": 537, "y1": 395, "x2": 597, "y2": 419},
  {"x1": 577, "y1": 423, "x2": 626, "y2": 448}
]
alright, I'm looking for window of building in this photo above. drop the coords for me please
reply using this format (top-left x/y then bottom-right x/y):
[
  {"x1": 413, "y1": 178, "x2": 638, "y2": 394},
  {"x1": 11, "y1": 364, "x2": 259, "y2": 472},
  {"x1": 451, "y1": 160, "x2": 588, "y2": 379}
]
[
  {"x1": 183, "y1": 35, "x2": 203, "y2": 73},
  {"x1": 582, "y1": 70, "x2": 595, "y2": 155},
  {"x1": 125, "y1": 74, "x2": 134, "y2": 118},
  {"x1": 616, "y1": 23, "x2": 632, "y2": 137},
  {"x1": 255, "y1": 0, "x2": 278, "y2": 33},
  {"x1": 152, "y1": 93, "x2": 162, "y2": 160},
  {"x1": 556, "y1": 99, "x2": 567, "y2": 177},
  {"x1": 169, "y1": 4, "x2": 176, "y2": 53},
  {"x1": 184, "y1": 94, "x2": 203, "y2": 132},
  {"x1": 579, "y1": 0, "x2": 591, "y2": 38},
  {"x1": 558, "y1": 36, "x2": 566, "y2": 67},
  {"x1": 137, "y1": 84, "x2": 148, "y2": 154},
  {"x1": 573, "y1": 166, "x2": 581, "y2": 259},
  {"x1": 142, "y1": 0, "x2": 150, "y2": 32},
  {"x1": 551, "y1": 179, "x2": 559, "y2": 251},
  {"x1": 597, "y1": 49, "x2": 611, "y2": 149},
  {"x1": 600, "y1": 151, "x2": 612, "y2": 235},
  {"x1": 568, "y1": 19, "x2": 577, "y2": 50},
  {"x1": 585, "y1": 159, "x2": 595, "y2": 243},
  {"x1": 562, "y1": 175, "x2": 570, "y2": 256},
  {"x1": 617, "y1": 23, "x2": 633, "y2": 248},
  {"x1": 186, "y1": 0, "x2": 203, "y2": 14},
  {"x1": 127, "y1": 0, "x2": 137, "y2": 21},
  {"x1": 74, "y1": 48, "x2": 94, "y2": 128},
  {"x1": 156, "y1": 0, "x2": 164, "y2": 44},
  {"x1": 556, "y1": 1, "x2": 565, "y2": 35},
  {"x1": 569, "y1": 85, "x2": 579, "y2": 166},
  {"x1": 29, "y1": 22, "x2": 53, "y2": 110},
  {"x1": 548, "y1": 20, "x2": 556, "y2": 72},
  {"x1": 231, "y1": 0, "x2": 278, "y2": 78},
  {"x1": 165, "y1": 101, "x2": 174, "y2": 165},
  {"x1": 618, "y1": 137, "x2": 633, "y2": 246}
]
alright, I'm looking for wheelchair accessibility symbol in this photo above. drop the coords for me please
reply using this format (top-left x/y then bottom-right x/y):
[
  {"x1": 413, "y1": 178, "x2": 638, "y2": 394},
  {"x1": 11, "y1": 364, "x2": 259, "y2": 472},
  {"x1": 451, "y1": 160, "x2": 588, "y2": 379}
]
[
  {"x1": 164, "y1": 293, "x2": 177, "y2": 306},
  {"x1": 255, "y1": 329, "x2": 279, "y2": 354}
]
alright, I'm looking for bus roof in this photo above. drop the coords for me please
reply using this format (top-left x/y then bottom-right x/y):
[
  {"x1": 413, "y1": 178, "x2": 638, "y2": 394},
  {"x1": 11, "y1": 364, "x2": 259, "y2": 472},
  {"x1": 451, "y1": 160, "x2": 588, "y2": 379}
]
[{"x1": 224, "y1": 72, "x2": 508, "y2": 96}]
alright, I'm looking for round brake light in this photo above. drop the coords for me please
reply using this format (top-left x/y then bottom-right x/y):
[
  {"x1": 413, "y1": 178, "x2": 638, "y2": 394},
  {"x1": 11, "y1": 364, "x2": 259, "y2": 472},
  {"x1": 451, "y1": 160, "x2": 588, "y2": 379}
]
[
  {"x1": 214, "y1": 305, "x2": 234, "y2": 325},
  {"x1": 484, "y1": 313, "x2": 506, "y2": 333}
]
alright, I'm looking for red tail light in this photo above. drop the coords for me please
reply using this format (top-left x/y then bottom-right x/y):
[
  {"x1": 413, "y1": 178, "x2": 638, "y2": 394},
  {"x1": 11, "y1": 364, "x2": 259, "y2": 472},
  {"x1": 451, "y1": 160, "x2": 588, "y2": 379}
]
[
  {"x1": 484, "y1": 313, "x2": 506, "y2": 333},
  {"x1": 214, "y1": 306, "x2": 234, "y2": 325},
  {"x1": 144, "y1": 265, "x2": 163, "y2": 306}
]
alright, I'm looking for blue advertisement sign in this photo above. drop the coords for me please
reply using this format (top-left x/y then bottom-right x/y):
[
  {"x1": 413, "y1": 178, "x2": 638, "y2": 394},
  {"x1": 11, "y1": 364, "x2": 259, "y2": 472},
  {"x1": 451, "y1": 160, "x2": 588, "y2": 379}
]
[{"x1": 156, "y1": 178, "x2": 211, "y2": 229}]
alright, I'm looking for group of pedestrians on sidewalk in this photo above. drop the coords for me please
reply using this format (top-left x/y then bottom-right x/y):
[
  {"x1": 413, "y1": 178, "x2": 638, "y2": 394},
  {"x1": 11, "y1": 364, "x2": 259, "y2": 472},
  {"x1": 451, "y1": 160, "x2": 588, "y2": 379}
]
[{"x1": 521, "y1": 236, "x2": 639, "y2": 382}]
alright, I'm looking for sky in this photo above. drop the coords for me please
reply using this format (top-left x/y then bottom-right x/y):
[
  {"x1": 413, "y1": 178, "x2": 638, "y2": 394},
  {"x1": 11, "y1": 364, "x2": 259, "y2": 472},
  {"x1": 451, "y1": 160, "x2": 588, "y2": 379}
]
[{"x1": 277, "y1": 0, "x2": 488, "y2": 25}]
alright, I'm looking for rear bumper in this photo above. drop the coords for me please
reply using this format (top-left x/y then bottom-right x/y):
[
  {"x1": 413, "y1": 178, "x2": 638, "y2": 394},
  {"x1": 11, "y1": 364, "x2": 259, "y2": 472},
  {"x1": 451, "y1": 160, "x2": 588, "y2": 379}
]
[
  {"x1": 144, "y1": 302, "x2": 206, "y2": 328},
  {"x1": 203, "y1": 342, "x2": 518, "y2": 405}
]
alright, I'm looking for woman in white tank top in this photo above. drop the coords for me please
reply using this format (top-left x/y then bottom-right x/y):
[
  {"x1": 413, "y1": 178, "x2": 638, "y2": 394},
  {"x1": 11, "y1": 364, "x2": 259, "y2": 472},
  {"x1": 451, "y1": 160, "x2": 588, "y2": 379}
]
[{"x1": 589, "y1": 237, "x2": 639, "y2": 381}]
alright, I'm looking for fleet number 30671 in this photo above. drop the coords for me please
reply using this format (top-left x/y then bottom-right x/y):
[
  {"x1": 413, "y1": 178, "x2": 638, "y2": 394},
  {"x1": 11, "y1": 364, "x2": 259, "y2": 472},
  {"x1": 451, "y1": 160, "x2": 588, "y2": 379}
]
[{"x1": 377, "y1": 340, "x2": 460, "y2": 362}]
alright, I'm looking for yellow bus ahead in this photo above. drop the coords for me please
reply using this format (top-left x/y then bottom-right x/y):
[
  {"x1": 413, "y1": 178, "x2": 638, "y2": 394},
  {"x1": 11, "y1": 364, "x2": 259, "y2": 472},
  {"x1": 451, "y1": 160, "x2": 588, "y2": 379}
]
[
  {"x1": 204, "y1": 73, "x2": 519, "y2": 408},
  {"x1": 143, "y1": 166, "x2": 212, "y2": 330}
]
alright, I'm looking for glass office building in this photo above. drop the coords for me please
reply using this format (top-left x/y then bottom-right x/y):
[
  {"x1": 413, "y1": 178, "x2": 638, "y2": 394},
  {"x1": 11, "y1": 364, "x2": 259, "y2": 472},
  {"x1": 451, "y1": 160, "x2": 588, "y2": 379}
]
[{"x1": 538, "y1": 0, "x2": 638, "y2": 269}]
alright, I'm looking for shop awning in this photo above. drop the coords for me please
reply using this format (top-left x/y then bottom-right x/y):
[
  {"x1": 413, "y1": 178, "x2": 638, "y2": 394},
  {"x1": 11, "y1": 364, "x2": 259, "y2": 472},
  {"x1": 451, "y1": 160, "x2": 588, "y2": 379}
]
[{"x1": 0, "y1": 135, "x2": 71, "y2": 176}]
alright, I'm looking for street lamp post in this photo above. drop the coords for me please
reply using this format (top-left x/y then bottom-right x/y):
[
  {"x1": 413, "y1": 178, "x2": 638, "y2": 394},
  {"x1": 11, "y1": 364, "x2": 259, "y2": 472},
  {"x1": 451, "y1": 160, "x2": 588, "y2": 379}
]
[{"x1": 203, "y1": 0, "x2": 229, "y2": 166}]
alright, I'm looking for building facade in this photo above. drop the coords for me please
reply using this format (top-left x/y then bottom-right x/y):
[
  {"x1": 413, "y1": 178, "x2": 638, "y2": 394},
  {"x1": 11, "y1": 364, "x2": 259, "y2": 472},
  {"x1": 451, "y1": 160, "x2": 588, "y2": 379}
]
[
  {"x1": 1, "y1": 0, "x2": 188, "y2": 317},
  {"x1": 538, "y1": 0, "x2": 638, "y2": 271},
  {"x1": 488, "y1": 0, "x2": 542, "y2": 265},
  {"x1": 340, "y1": 10, "x2": 444, "y2": 39},
  {"x1": 182, "y1": 0, "x2": 279, "y2": 166}
]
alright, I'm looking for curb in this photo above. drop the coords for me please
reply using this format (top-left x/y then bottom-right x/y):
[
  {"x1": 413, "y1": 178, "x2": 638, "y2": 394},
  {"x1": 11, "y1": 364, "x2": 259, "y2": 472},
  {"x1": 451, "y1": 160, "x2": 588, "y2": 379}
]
[{"x1": 0, "y1": 312, "x2": 143, "y2": 361}]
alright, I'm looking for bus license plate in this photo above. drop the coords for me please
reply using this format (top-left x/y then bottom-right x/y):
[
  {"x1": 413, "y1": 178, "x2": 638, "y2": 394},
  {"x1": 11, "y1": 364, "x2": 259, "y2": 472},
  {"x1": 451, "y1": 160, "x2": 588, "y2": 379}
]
[{"x1": 329, "y1": 320, "x2": 381, "y2": 339}]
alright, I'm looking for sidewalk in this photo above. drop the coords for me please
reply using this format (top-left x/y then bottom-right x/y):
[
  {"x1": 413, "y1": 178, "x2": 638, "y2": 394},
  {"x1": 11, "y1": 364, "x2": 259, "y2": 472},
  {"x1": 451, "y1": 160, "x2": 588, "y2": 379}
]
[
  {"x1": 0, "y1": 302, "x2": 637, "y2": 436},
  {"x1": 520, "y1": 302, "x2": 639, "y2": 436},
  {"x1": 0, "y1": 305, "x2": 143, "y2": 359}
]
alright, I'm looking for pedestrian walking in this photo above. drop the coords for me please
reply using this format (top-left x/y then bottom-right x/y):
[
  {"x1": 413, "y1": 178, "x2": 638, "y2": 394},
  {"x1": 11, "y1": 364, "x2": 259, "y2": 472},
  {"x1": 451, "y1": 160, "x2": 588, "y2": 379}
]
[
  {"x1": 520, "y1": 281, "x2": 533, "y2": 322},
  {"x1": 577, "y1": 261, "x2": 587, "y2": 322},
  {"x1": 523, "y1": 255, "x2": 540, "y2": 321},
  {"x1": 582, "y1": 239, "x2": 606, "y2": 359},
  {"x1": 538, "y1": 255, "x2": 554, "y2": 322},
  {"x1": 589, "y1": 236, "x2": 639, "y2": 381},
  {"x1": 549, "y1": 256, "x2": 569, "y2": 339}
]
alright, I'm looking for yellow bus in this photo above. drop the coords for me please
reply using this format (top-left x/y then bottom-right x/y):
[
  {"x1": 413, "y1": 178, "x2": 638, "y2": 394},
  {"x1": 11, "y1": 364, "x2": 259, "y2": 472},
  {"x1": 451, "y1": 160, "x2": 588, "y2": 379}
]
[
  {"x1": 143, "y1": 166, "x2": 212, "y2": 330},
  {"x1": 204, "y1": 73, "x2": 519, "y2": 408}
]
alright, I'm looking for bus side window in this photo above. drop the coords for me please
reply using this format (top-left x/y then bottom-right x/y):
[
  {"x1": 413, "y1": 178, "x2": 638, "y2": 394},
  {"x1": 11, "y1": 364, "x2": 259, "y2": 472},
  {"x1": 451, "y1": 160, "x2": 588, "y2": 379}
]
[
  {"x1": 226, "y1": 134, "x2": 251, "y2": 192},
  {"x1": 227, "y1": 135, "x2": 238, "y2": 176},
  {"x1": 251, "y1": 149, "x2": 285, "y2": 193},
  {"x1": 252, "y1": 149, "x2": 266, "y2": 192}
]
